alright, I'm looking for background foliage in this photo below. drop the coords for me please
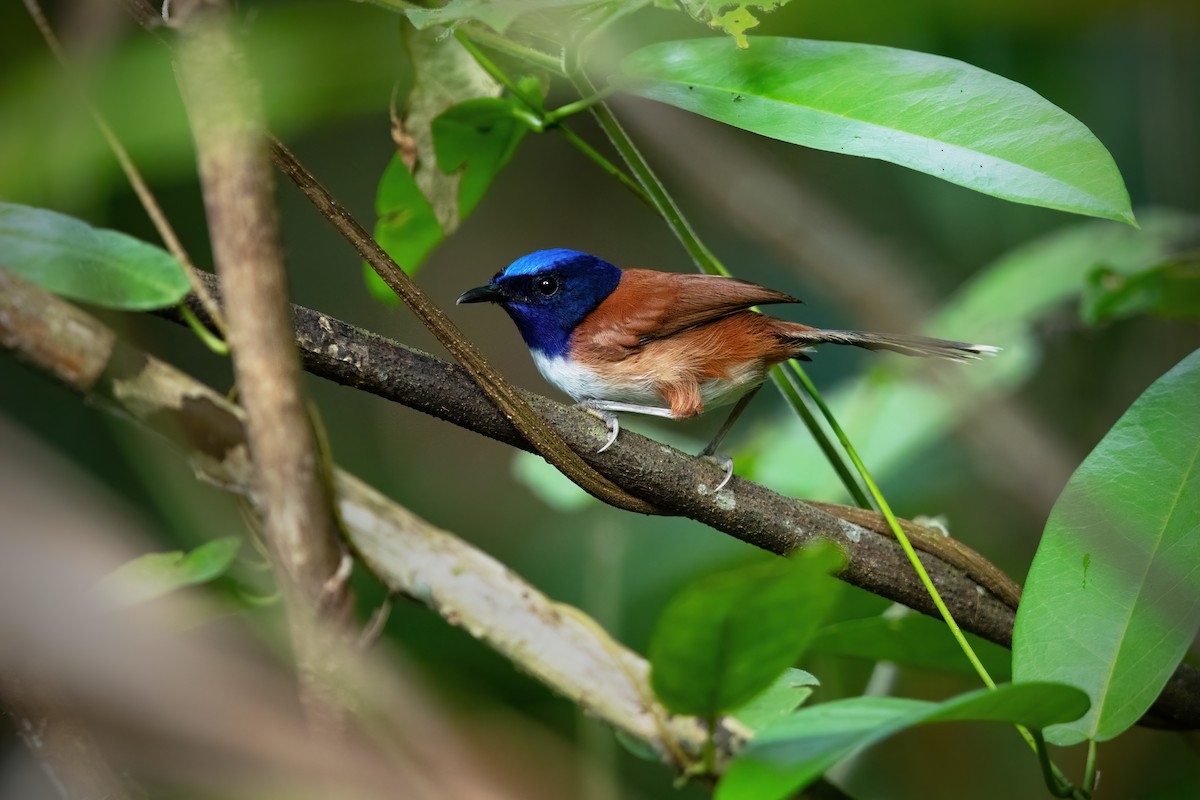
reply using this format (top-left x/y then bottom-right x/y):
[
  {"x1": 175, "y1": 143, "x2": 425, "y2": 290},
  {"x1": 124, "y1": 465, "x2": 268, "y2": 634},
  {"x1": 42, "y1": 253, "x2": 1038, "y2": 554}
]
[{"x1": 1, "y1": 1, "x2": 1198, "y2": 798}]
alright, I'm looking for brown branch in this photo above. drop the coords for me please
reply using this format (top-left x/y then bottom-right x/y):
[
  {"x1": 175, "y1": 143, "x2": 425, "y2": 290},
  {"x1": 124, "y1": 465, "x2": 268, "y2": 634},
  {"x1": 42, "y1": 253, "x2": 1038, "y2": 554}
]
[
  {"x1": 0, "y1": 269, "x2": 736, "y2": 772},
  {"x1": 171, "y1": 3, "x2": 349, "y2": 730},
  {"x1": 161, "y1": 274, "x2": 1200, "y2": 732}
]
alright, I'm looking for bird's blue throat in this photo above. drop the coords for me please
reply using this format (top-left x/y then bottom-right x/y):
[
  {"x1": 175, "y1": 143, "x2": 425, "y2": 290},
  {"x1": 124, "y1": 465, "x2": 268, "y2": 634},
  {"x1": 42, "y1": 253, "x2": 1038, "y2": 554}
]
[{"x1": 490, "y1": 249, "x2": 621, "y2": 358}]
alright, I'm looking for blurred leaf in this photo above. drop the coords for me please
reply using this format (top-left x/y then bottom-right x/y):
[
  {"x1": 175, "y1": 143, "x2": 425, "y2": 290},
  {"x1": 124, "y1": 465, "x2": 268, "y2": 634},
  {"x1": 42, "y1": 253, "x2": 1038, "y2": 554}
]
[
  {"x1": 809, "y1": 612, "x2": 1012, "y2": 680},
  {"x1": 649, "y1": 543, "x2": 844, "y2": 716},
  {"x1": 1, "y1": 3, "x2": 405, "y2": 205},
  {"x1": 97, "y1": 538, "x2": 241, "y2": 608},
  {"x1": 676, "y1": 1, "x2": 792, "y2": 48},
  {"x1": 433, "y1": 97, "x2": 529, "y2": 220},
  {"x1": 511, "y1": 450, "x2": 594, "y2": 512},
  {"x1": 1013, "y1": 348, "x2": 1200, "y2": 746},
  {"x1": 745, "y1": 209, "x2": 1200, "y2": 500},
  {"x1": 1081, "y1": 257, "x2": 1200, "y2": 324},
  {"x1": 730, "y1": 668, "x2": 819, "y2": 731},
  {"x1": 369, "y1": 153, "x2": 445, "y2": 302},
  {"x1": 405, "y1": 0, "x2": 633, "y2": 32},
  {"x1": 718, "y1": 682, "x2": 1090, "y2": 800},
  {"x1": 619, "y1": 38, "x2": 1134, "y2": 223},
  {"x1": 0, "y1": 202, "x2": 189, "y2": 309}
]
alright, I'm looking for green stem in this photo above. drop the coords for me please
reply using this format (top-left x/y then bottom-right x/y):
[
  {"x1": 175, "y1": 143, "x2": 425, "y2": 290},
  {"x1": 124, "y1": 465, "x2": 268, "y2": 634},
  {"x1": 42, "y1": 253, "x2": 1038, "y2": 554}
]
[
  {"x1": 457, "y1": 31, "x2": 653, "y2": 208},
  {"x1": 179, "y1": 302, "x2": 229, "y2": 355},
  {"x1": 772, "y1": 364, "x2": 871, "y2": 507},
  {"x1": 463, "y1": 26, "x2": 564, "y2": 75},
  {"x1": 1083, "y1": 739, "x2": 1098, "y2": 796}
]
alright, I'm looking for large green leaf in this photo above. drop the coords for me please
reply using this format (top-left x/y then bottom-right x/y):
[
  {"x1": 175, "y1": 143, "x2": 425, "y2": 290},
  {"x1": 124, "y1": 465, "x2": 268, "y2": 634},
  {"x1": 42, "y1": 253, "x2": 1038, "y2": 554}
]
[
  {"x1": 744, "y1": 209, "x2": 1200, "y2": 500},
  {"x1": 618, "y1": 38, "x2": 1134, "y2": 224},
  {"x1": 1013, "y1": 348, "x2": 1200, "y2": 745},
  {"x1": 96, "y1": 538, "x2": 241, "y2": 608},
  {"x1": 809, "y1": 612, "x2": 1012, "y2": 680},
  {"x1": 649, "y1": 543, "x2": 844, "y2": 716},
  {"x1": 0, "y1": 202, "x2": 189, "y2": 309},
  {"x1": 718, "y1": 682, "x2": 1090, "y2": 800}
]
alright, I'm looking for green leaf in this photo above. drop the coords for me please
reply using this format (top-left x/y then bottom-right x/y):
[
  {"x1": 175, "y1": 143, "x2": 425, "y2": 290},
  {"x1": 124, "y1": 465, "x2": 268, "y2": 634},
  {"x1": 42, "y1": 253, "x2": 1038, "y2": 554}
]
[
  {"x1": 369, "y1": 153, "x2": 445, "y2": 301},
  {"x1": 1013, "y1": 348, "x2": 1200, "y2": 745},
  {"x1": 432, "y1": 97, "x2": 529, "y2": 220},
  {"x1": 97, "y1": 538, "x2": 241, "y2": 608},
  {"x1": 718, "y1": 682, "x2": 1090, "y2": 800},
  {"x1": 649, "y1": 543, "x2": 844, "y2": 716},
  {"x1": 618, "y1": 38, "x2": 1134, "y2": 224},
  {"x1": 1081, "y1": 257, "x2": 1200, "y2": 324},
  {"x1": 808, "y1": 613, "x2": 1012, "y2": 680},
  {"x1": 744, "y1": 209, "x2": 1199, "y2": 500},
  {"x1": 730, "y1": 668, "x2": 819, "y2": 731},
  {"x1": 675, "y1": 1, "x2": 792, "y2": 48},
  {"x1": 0, "y1": 202, "x2": 189, "y2": 310}
]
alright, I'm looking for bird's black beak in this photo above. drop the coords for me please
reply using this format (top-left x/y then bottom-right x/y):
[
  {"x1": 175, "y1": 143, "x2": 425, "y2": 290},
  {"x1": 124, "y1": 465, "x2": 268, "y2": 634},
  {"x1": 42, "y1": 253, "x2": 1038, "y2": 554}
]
[{"x1": 456, "y1": 283, "x2": 507, "y2": 305}]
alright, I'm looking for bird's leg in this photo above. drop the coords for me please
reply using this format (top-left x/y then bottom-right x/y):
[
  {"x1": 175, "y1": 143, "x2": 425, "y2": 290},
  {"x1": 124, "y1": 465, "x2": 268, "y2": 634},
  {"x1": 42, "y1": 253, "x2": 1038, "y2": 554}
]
[
  {"x1": 575, "y1": 399, "x2": 674, "y2": 453},
  {"x1": 698, "y1": 386, "x2": 762, "y2": 492}
]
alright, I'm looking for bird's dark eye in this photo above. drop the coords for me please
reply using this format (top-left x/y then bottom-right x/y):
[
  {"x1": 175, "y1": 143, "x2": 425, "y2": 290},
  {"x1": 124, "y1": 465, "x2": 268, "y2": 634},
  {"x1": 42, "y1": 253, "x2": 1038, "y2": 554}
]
[{"x1": 535, "y1": 275, "x2": 559, "y2": 297}]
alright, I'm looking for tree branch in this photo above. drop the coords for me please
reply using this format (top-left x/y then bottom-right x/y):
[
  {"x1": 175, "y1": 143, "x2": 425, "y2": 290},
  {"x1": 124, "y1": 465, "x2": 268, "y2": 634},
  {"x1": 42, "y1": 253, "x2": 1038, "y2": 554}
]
[
  {"x1": 172, "y1": 2, "x2": 349, "y2": 731},
  {"x1": 0, "y1": 269, "x2": 737, "y2": 770},
  {"x1": 161, "y1": 273, "x2": 1200, "y2": 732}
]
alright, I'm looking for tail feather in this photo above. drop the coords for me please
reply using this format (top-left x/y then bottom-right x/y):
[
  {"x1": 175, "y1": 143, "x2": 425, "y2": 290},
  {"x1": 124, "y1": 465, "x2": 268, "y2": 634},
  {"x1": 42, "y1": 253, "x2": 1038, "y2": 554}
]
[{"x1": 786, "y1": 329, "x2": 1000, "y2": 362}]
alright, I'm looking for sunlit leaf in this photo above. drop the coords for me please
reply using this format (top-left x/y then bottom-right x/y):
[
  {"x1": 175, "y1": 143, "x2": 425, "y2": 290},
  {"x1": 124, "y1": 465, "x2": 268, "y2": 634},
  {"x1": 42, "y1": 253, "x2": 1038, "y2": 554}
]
[
  {"x1": 405, "y1": 0, "x2": 635, "y2": 32},
  {"x1": 649, "y1": 543, "x2": 844, "y2": 716},
  {"x1": 619, "y1": 38, "x2": 1134, "y2": 223},
  {"x1": 718, "y1": 683, "x2": 1090, "y2": 800},
  {"x1": 0, "y1": 202, "x2": 189, "y2": 309},
  {"x1": 1013, "y1": 348, "x2": 1200, "y2": 745},
  {"x1": 675, "y1": 1, "x2": 792, "y2": 48},
  {"x1": 97, "y1": 538, "x2": 241, "y2": 608}
]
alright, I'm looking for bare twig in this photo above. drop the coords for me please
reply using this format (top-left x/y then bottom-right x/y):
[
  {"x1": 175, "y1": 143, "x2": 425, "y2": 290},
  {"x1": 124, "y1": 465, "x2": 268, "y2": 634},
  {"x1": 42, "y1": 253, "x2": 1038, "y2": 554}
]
[{"x1": 171, "y1": 3, "x2": 349, "y2": 731}]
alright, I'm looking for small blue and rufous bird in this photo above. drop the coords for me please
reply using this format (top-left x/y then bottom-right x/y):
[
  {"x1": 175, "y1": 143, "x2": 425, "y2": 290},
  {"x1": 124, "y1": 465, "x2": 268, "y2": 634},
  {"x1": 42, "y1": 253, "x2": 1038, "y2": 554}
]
[{"x1": 458, "y1": 249, "x2": 997, "y2": 490}]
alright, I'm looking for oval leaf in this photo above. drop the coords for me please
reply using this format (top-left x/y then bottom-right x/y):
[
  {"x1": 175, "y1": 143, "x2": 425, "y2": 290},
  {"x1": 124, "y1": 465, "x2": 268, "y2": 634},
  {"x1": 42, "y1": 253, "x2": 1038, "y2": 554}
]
[
  {"x1": 1013, "y1": 347, "x2": 1200, "y2": 745},
  {"x1": 97, "y1": 537, "x2": 241, "y2": 608},
  {"x1": 618, "y1": 38, "x2": 1134, "y2": 224},
  {"x1": 718, "y1": 682, "x2": 1090, "y2": 800},
  {"x1": 0, "y1": 202, "x2": 190, "y2": 309},
  {"x1": 649, "y1": 543, "x2": 844, "y2": 716}
]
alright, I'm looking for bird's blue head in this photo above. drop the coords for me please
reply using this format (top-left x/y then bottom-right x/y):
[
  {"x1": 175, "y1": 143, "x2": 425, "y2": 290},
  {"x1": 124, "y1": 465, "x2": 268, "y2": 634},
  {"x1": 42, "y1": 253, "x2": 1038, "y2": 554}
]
[{"x1": 457, "y1": 249, "x2": 622, "y2": 357}]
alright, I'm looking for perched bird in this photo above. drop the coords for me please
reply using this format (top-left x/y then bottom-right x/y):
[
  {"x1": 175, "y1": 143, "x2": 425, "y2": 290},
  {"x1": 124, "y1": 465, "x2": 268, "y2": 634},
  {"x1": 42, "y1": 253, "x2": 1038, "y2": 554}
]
[{"x1": 458, "y1": 249, "x2": 997, "y2": 490}]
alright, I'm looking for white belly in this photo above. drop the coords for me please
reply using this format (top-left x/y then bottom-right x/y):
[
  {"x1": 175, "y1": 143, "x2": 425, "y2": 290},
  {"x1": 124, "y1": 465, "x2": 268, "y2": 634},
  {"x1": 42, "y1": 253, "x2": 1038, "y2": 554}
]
[{"x1": 530, "y1": 352, "x2": 761, "y2": 412}]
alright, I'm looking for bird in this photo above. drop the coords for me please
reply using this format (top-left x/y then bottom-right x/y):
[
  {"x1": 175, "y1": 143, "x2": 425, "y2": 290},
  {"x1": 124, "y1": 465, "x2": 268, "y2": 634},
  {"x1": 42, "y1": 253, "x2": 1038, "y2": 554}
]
[{"x1": 457, "y1": 248, "x2": 998, "y2": 491}]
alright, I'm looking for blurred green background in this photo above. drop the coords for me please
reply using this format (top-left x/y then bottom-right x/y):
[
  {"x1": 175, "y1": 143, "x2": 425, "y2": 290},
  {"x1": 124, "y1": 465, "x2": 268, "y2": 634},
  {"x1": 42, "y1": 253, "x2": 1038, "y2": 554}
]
[{"x1": 2, "y1": 1, "x2": 1198, "y2": 798}]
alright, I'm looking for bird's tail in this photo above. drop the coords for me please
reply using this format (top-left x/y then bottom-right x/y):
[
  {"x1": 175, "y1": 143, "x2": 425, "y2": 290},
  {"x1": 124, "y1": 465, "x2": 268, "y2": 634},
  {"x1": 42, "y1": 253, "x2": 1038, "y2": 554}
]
[{"x1": 784, "y1": 328, "x2": 1000, "y2": 362}]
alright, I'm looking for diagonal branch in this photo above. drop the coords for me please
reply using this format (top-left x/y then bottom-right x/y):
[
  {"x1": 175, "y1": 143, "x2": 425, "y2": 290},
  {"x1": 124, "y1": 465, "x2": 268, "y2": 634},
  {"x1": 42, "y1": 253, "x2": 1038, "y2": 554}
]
[{"x1": 160, "y1": 273, "x2": 1200, "y2": 732}]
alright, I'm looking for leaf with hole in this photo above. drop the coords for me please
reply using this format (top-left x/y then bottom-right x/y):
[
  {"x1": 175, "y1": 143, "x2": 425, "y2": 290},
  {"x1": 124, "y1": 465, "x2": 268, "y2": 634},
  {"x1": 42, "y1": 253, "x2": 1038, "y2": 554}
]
[
  {"x1": 0, "y1": 202, "x2": 189, "y2": 309},
  {"x1": 618, "y1": 38, "x2": 1134, "y2": 223},
  {"x1": 730, "y1": 668, "x2": 819, "y2": 731},
  {"x1": 717, "y1": 682, "x2": 1090, "y2": 800},
  {"x1": 649, "y1": 543, "x2": 843, "y2": 717},
  {"x1": 1013, "y1": 347, "x2": 1200, "y2": 745}
]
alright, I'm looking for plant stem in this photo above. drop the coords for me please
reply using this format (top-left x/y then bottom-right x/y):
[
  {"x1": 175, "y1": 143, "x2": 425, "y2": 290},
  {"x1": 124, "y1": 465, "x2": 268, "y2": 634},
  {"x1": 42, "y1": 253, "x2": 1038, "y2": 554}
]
[{"x1": 457, "y1": 31, "x2": 654, "y2": 207}]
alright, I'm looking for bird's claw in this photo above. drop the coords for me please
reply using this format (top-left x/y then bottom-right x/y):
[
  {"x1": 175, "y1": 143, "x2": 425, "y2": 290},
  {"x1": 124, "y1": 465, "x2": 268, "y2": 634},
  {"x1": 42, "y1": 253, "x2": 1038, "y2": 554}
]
[
  {"x1": 577, "y1": 403, "x2": 620, "y2": 453},
  {"x1": 700, "y1": 454, "x2": 735, "y2": 492}
]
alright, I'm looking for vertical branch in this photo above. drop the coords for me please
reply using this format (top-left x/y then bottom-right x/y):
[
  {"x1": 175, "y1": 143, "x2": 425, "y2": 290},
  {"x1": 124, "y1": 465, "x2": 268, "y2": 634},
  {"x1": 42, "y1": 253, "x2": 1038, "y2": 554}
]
[{"x1": 171, "y1": 1, "x2": 349, "y2": 729}]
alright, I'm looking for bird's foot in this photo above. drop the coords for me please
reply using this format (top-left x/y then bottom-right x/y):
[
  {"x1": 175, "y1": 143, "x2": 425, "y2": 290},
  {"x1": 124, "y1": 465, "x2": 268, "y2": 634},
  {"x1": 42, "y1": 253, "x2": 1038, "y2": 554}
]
[
  {"x1": 576, "y1": 401, "x2": 620, "y2": 453},
  {"x1": 700, "y1": 454, "x2": 735, "y2": 493}
]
